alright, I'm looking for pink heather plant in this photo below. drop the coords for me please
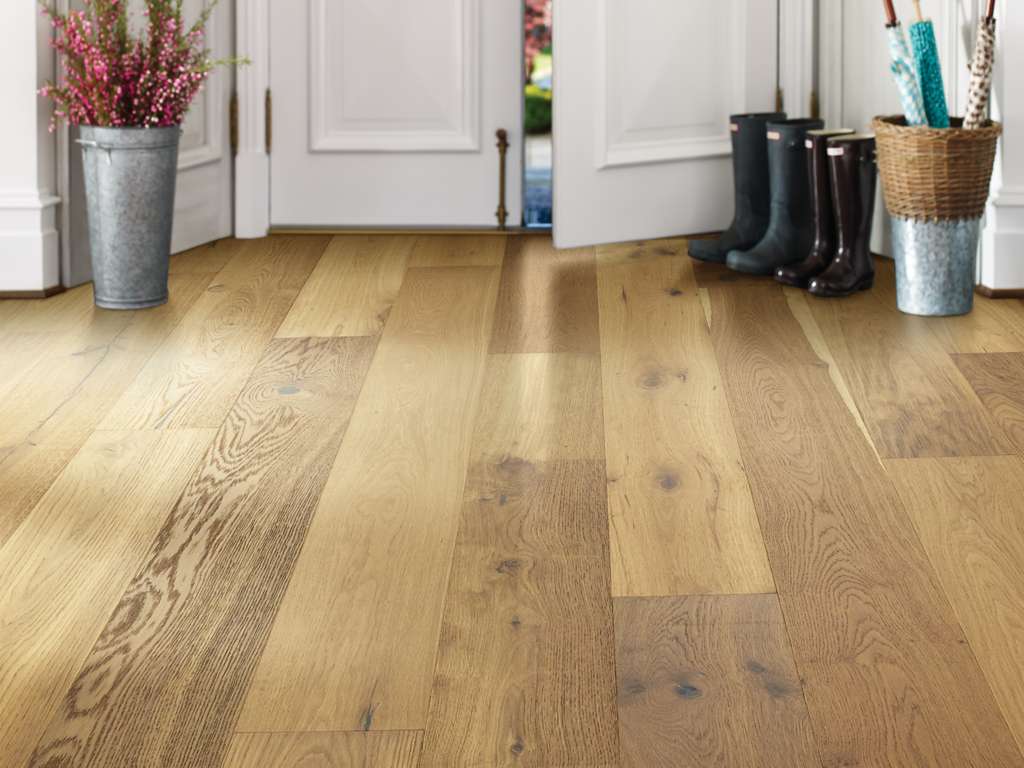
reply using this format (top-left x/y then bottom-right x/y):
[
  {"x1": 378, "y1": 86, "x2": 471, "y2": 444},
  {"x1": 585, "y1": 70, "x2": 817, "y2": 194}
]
[{"x1": 39, "y1": 0, "x2": 241, "y2": 130}]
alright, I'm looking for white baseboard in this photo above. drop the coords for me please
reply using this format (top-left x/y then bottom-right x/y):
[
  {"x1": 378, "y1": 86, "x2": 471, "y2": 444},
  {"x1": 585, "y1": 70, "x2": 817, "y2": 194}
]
[
  {"x1": 0, "y1": 193, "x2": 61, "y2": 292},
  {"x1": 235, "y1": 151, "x2": 270, "y2": 238},
  {"x1": 980, "y1": 189, "x2": 1024, "y2": 292}
]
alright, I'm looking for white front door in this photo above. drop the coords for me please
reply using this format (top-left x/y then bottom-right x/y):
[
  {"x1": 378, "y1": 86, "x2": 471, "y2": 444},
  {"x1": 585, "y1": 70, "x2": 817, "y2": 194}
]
[
  {"x1": 63, "y1": 0, "x2": 235, "y2": 285},
  {"x1": 268, "y1": 0, "x2": 522, "y2": 228},
  {"x1": 552, "y1": 0, "x2": 779, "y2": 248}
]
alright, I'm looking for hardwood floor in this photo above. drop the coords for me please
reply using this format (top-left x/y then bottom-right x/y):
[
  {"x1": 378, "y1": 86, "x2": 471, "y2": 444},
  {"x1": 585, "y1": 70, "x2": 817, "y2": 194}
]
[{"x1": 2, "y1": 234, "x2": 1024, "y2": 767}]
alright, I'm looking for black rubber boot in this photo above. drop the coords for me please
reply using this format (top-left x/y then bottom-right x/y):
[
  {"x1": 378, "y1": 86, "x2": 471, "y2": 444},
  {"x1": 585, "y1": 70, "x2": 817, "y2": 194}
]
[
  {"x1": 809, "y1": 134, "x2": 878, "y2": 298},
  {"x1": 688, "y1": 112, "x2": 786, "y2": 263},
  {"x1": 775, "y1": 128, "x2": 854, "y2": 287},
  {"x1": 726, "y1": 118, "x2": 824, "y2": 275}
]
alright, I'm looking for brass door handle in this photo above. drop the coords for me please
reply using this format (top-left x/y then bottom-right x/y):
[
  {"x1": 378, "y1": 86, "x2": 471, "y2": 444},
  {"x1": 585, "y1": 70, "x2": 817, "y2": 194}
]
[{"x1": 495, "y1": 129, "x2": 509, "y2": 230}]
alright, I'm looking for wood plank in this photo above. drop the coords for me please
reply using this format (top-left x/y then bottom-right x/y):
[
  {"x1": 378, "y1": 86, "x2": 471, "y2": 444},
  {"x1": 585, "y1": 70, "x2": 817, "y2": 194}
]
[
  {"x1": 223, "y1": 731, "x2": 422, "y2": 768},
  {"x1": 806, "y1": 283, "x2": 1012, "y2": 458},
  {"x1": 99, "y1": 235, "x2": 328, "y2": 430},
  {"x1": 709, "y1": 284, "x2": 1024, "y2": 767},
  {"x1": 0, "y1": 429, "x2": 213, "y2": 768},
  {"x1": 237, "y1": 266, "x2": 500, "y2": 733},
  {"x1": 169, "y1": 237, "x2": 244, "y2": 275},
  {"x1": 489, "y1": 236, "x2": 599, "y2": 354},
  {"x1": 886, "y1": 456, "x2": 1024, "y2": 755},
  {"x1": 30, "y1": 336, "x2": 378, "y2": 768},
  {"x1": 614, "y1": 595, "x2": 818, "y2": 768},
  {"x1": 276, "y1": 235, "x2": 413, "y2": 338},
  {"x1": 0, "y1": 272, "x2": 212, "y2": 547},
  {"x1": 420, "y1": 352, "x2": 619, "y2": 767},
  {"x1": 407, "y1": 234, "x2": 506, "y2": 268},
  {"x1": 596, "y1": 240, "x2": 774, "y2": 596},
  {"x1": 954, "y1": 352, "x2": 1024, "y2": 452}
]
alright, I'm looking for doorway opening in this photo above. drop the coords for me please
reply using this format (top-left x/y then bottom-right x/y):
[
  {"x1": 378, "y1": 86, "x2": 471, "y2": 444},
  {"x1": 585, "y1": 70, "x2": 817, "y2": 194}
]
[{"x1": 524, "y1": 0, "x2": 552, "y2": 227}]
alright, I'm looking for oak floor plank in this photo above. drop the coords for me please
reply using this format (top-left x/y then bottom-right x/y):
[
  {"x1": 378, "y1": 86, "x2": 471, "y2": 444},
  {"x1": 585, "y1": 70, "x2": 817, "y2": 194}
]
[
  {"x1": 596, "y1": 240, "x2": 774, "y2": 596},
  {"x1": 489, "y1": 236, "x2": 599, "y2": 354},
  {"x1": 168, "y1": 237, "x2": 245, "y2": 276},
  {"x1": 954, "y1": 352, "x2": 1024, "y2": 452},
  {"x1": 0, "y1": 429, "x2": 213, "y2": 768},
  {"x1": 30, "y1": 336, "x2": 377, "y2": 768},
  {"x1": 99, "y1": 235, "x2": 328, "y2": 430},
  {"x1": 709, "y1": 284, "x2": 1024, "y2": 767},
  {"x1": 223, "y1": 731, "x2": 422, "y2": 768},
  {"x1": 806, "y1": 283, "x2": 1012, "y2": 458},
  {"x1": 420, "y1": 353, "x2": 619, "y2": 767},
  {"x1": 276, "y1": 235, "x2": 414, "y2": 338},
  {"x1": 237, "y1": 266, "x2": 500, "y2": 734},
  {"x1": 0, "y1": 272, "x2": 212, "y2": 547},
  {"x1": 886, "y1": 456, "x2": 1024, "y2": 755},
  {"x1": 407, "y1": 234, "x2": 506, "y2": 268},
  {"x1": 614, "y1": 595, "x2": 819, "y2": 768}
]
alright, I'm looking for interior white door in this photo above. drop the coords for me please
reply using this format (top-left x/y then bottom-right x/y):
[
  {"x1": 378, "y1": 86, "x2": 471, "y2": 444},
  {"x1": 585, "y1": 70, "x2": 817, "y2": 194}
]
[
  {"x1": 63, "y1": 0, "x2": 234, "y2": 286},
  {"x1": 553, "y1": 0, "x2": 779, "y2": 248},
  {"x1": 268, "y1": 0, "x2": 522, "y2": 228}
]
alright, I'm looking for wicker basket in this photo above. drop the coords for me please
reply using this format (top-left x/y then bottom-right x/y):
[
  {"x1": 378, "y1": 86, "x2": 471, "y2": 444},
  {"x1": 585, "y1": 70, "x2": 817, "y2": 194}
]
[{"x1": 873, "y1": 115, "x2": 1001, "y2": 221}]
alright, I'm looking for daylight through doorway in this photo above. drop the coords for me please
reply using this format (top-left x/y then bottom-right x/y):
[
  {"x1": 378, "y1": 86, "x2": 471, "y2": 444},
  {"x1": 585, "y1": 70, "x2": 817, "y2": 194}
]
[{"x1": 524, "y1": 0, "x2": 552, "y2": 227}]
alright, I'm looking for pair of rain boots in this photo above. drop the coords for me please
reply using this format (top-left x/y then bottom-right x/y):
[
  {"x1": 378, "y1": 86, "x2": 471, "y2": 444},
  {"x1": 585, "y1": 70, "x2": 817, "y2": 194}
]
[
  {"x1": 775, "y1": 132, "x2": 878, "y2": 297},
  {"x1": 689, "y1": 114, "x2": 823, "y2": 275}
]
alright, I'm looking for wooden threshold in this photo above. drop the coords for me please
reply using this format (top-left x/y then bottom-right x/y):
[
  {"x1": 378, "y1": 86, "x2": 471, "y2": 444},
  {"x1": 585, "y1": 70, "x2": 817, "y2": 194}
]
[
  {"x1": 977, "y1": 284, "x2": 1024, "y2": 299},
  {"x1": 270, "y1": 226, "x2": 547, "y2": 236},
  {"x1": 0, "y1": 285, "x2": 66, "y2": 299}
]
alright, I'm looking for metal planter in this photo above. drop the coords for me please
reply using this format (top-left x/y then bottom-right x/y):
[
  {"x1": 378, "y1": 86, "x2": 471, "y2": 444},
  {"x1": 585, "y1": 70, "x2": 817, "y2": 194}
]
[
  {"x1": 891, "y1": 216, "x2": 980, "y2": 316},
  {"x1": 79, "y1": 125, "x2": 180, "y2": 309}
]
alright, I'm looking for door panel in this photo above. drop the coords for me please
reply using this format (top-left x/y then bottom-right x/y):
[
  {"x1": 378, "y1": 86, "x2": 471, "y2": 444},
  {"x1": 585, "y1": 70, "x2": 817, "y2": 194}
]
[
  {"x1": 269, "y1": 0, "x2": 522, "y2": 228},
  {"x1": 553, "y1": 0, "x2": 778, "y2": 248}
]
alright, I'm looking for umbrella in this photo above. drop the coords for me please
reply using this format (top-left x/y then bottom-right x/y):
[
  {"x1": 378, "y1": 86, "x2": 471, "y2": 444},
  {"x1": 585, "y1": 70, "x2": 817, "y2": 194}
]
[
  {"x1": 909, "y1": 0, "x2": 951, "y2": 128},
  {"x1": 964, "y1": 0, "x2": 997, "y2": 129},
  {"x1": 882, "y1": 0, "x2": 927, "y2": 126}
]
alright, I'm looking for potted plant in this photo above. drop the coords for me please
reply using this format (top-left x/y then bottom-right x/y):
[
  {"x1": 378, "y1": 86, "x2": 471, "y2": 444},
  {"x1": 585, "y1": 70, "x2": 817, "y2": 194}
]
[{"x1": 39, "y1": 0, "x2": 239, "y2": 309}]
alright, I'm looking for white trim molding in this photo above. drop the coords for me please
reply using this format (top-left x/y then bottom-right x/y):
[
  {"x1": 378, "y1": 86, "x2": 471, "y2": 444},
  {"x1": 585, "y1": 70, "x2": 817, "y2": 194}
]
[
  {"x1": 235, "y1": 0, "x2": 270, "y2": 238},
  {"x1": 779, "y1": 0, "x2": 816, "y2": 118},
  {"x1": 0, "y1": 193, "x2": 61, "y2": 292},
  {"x1": 979, "y1": 0, "x2": 1024, "y2": 292}
]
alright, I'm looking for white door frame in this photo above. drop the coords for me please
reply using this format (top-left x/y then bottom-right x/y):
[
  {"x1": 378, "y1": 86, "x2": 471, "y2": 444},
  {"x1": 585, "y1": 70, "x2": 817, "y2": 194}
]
[{"x1": 235, "y1": 0, "x2": 817, "y2": 239}]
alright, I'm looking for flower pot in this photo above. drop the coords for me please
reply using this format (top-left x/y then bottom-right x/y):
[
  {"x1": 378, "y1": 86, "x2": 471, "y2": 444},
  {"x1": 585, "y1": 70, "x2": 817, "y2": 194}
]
[
  {"x1": 79, "y1": 125, "x2": 180, "y2": 310},
  {"x1": 873, "y1": 116, "x2": 1001, "y2": 316}
]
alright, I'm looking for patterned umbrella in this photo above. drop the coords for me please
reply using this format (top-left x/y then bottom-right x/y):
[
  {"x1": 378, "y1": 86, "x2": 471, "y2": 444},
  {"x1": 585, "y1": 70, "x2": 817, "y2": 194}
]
[
  {"x1": 886, "y1": 23, "x2": 927, "y2": 126},
  {"x1": 909, "y1": 0, "x2": 951, "y2": 128},
  {"x1": 964, "y1": 1, "x2": 997, "y2": 130}
]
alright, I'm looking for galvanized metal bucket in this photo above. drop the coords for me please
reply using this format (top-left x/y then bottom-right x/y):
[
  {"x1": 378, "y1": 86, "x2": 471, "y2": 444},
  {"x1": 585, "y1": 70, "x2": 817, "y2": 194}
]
[
  {"x1": 78, "y1": 125, "x2": 180, "y2": 310},
  {"x1": 891, "y1": 216, "x2": 980, "y2": 316}
]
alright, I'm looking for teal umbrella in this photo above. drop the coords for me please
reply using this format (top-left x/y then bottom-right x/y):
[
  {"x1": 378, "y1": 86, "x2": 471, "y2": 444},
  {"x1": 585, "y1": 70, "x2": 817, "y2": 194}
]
[{"x1": 909, "y1": 0, "x2": 950, "y2": 128}]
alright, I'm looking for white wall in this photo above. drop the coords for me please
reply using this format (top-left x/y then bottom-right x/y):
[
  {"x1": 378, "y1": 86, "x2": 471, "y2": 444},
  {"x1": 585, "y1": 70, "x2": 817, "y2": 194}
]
[
  {"x1": 0, "y1": 4, "x2": 60, "y2": 293},
  {"x1": 822, "y1": 0, "x2": 1022, "y2": 291}
]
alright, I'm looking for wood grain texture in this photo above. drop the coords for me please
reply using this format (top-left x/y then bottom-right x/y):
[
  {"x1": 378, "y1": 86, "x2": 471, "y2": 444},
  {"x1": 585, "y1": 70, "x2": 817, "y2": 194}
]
[
  {"x1": 0, "y1": 429, "x2": 213, "y2": 768},
  {"x1": 223, "y1": 731, "x2": 423, "y2": 768},
  {"x1": 596, "y1": 240, "x2": 774, "y2": 596},
  {"x1": 238, "y1": 266, "x2": 500, "y2": 734},
  {"x1": 709, "y1": 284, "x2": 1024, "y2": 767},
  {"x1": 614, "y1": 595, "x2": 818, "y2": 768},
  {"x1": 168, "y1": 237, "x2": 244, "y2": 275},
  {"x1": 407, "y1": 234, "x2": 506, "y2": 268},
  {"x1": 807, "y1": 283, "x2": 1012, "y2": 458},
  {"x1": 100, "y1": 235, "x2": 327, "y2": 430},
  {"x1": 0, "y1": 272, "x2": 211, "y2": 547},
  {"x1": 489, "y1": 236, "x2": 599, "y2": 354},
  {"x1": 954, "y1": 352, "x2": 1024, "y2": 452},
  {"x1": 276, "y1": 235, "x2": 413, "y2": 338},
  {"x1": 420, "y1": 352, "x2": 619, "y2": 767},
  {"x1": 886, "y1": 456, "x2": 1024, "y2": 755},
  {"x1": 30, "y1": 337, "x2": 377, "y2": 768}
]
